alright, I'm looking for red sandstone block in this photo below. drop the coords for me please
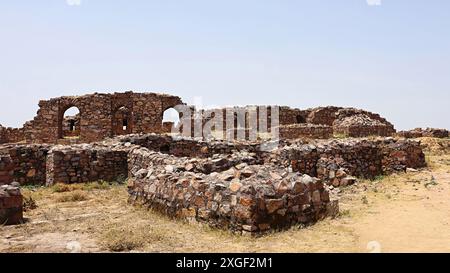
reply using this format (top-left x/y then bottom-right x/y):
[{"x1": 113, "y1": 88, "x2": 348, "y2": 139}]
[{"x1": 1, "y1": 195, "x2": 23, "y2": 209}]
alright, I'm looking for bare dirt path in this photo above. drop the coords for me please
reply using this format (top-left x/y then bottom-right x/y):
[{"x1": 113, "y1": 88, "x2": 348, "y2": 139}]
[
  {"x1": 1, "y1": 153, "x2": 449, "y2": 253},
  {"x1": 348, "y1": 169, "x2": 450, "y2": 253}
]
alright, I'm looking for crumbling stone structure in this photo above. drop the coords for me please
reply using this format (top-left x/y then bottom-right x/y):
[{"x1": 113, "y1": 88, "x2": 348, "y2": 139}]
[
  {"x1": 1, "y1": 92, "x2": 400, "y2": 145},
  {"x1": 176, "y1": 105, "x2": 396, "y2": 140},
  {"x1": 0, "y1": 183, "x2": 23, "y2": 225},
  {"x1": 0, "y1": 144, "x2": 50, "y2": 186},
  {"x1": 0, "y1": 132, "x2": 427, "y2": 232},
  {"x1": 279, "y1": 138, "x2": 426, "y2": 180},
  {"x1": 0, "y1": 92, "x2": 184, "y2": 144},
  {"x1": 127, "y1": 146, "x2": 338, "y2": 234},
  {"x1": 279, "y1": 124, "x2": 333, "y2": 140},
  {"x1": 396, "y1": 128, "x2": 449, "y2": 139},
  {"x1": 0, "y1": 125, "x2": 25, "y2": 144},
  {"x1": 0, "y1": 91, "x2": 432, "y2": 231}
]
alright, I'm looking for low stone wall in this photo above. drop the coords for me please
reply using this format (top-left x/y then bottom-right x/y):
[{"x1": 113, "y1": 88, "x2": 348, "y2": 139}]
[
  {"x1": 381, "y1": 140, "x2": 427, "y2": 173},
  {"x1": 119, "y1": 134, "x2": 265, "y2": 159},
  {"x1": 396, "y1": 128, "x2": 449, "y2": 139},
  {"x1": 0, "y1": 145, "x2": 50, "y2": 186},
  {"x1": 279, "y1": 124, "x2": 333, "y2": 140},
  {"x1": 127, "y1": 147, "x2": 338, "y2": 235},
  {"x1": 0, "y1": 184, "x2": 23, "y2": 225},
  {"x1": 0, "y1": 126, "x2": 25, "y2": 144},
  {"x1": 0, "y1": 143, "x2": 130, "y2": 186},
  {"x1": 333, "y1": 125, "x2": 395, "y2": 138},
  {"x1": 280, "y1": 138, "x2": 426, "y2": 180},
  {"x1": 127, "y1": 147, "x2": 263, "y2": 176},
  {"x1": 46, "y1": 146, "x2": 129, "y2": 185}
]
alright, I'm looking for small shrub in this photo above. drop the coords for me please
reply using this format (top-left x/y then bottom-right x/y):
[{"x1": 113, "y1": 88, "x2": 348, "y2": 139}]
[
  {"x1": 424, "y1": 176, "x2": 438, "y2": 188},
  {"x1": 23, "y1": 196, "x2": 38, "y2": 211},
  {"x1": 339, "y1": 209, "x2": 351, "y2": 218},
  {"x1": 52, "y1": 183, "x2": 73, "y2": 193},
  {"x1": 373, "y1": 175, "x2": 385, "y2": 181},
  {"x1": 333, "y1": 133, "x2": 347, "y2": 139},
  {"x1": 361, "y1": 196, "x2": 369, "y2": 205},
  {"x1": 116, "y1": 175, "x2": 127, "y2": 184},
  {"x1": 100, "y1": 226, "x2": 166, "y2": 252},
  {"x1": 102, "y1": 229, "x2": 144, "y2": 252},
  {"x1": 82, "y1": 181, "x2": 111, "y2": 191}
]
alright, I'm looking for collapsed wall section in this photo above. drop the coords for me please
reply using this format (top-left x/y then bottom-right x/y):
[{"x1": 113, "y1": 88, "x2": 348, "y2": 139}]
[{"x1": 127, "y1": 147, "x2": 338, "y2": 235}]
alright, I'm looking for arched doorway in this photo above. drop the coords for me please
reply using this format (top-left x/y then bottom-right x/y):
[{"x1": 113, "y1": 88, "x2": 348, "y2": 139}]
[
  {"x1": 162, "y1": 108, "x2": 180, "y2": 134},
  {"x1": 113, "y1": 106, "x2": 132, "y2": 136},
  {"x1": 61, "y1": 106, "x2": 81, "y2": 139}
]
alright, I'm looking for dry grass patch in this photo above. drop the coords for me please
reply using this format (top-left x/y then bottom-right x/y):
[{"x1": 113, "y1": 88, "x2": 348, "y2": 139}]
[
  {"x1": 56, "y1": 191, "x2": 89, "y2": 203},
  {"x1": 52, "y1": 181, "x2": 113, "y2": 193},
  {"x1": 99, "y1": 224, "x2": 168, "y2": 252}
]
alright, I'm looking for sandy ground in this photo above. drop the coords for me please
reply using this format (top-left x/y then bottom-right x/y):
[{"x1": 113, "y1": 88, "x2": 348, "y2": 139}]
[{"x1": 1, "y1": 139, "x2": 449, "y2": 253}]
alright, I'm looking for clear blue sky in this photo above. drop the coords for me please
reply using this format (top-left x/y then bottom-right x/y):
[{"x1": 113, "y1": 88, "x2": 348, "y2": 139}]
[{"x1": 1, "y1": 0, "x2": 449, "y2": 130}]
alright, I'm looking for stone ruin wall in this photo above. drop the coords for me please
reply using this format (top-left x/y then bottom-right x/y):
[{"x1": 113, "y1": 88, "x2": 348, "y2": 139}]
[
  {"x1": 118, "y1": 134, "x2": 267, "y2": 159},
  {"x1": 279, "y1": 138, "x2": 426, "y2": 187},
  {"x1": 0, "y1": 144, "x2": 50, "y2": 186},
  {"x1": 0, "y1": 125, "x2": 26, "y2": 144},
  {"x1": 0, "y1": 91, "x2": 184, "y2": 145},
  {"x1": 1, "y1": 91, "x2": 400, "y2": 145},
  {"x1": 0, "y1": 91, "x2": 429, "y2": 232},
  {"x1": 126, "y1": 136, "x2": 424, "y2": 234},
  {"x1": 0, "y1": 135, "x2": 426, "y2": 188},
  {"x1": 279, "y1": 124, "x2": 333, "y2": 140},
  {"x1": 305, "y1": 107, "x2": 396, "y2": 138},
  {"x1": 396, "y1": 128, "x2": 449, "y2": 139},
  {"x1": 46, "y1": 146, "x2": 129, "y2": 186},
  {"x1": 173, "y1": 105, "x2": 396, "y2": 141},
  {"x1": 127, "y1": 146, "x2": 337, "y2": 235},
  {"x1": 333, "y1": 124, "x2": 395, "y2": 138}
]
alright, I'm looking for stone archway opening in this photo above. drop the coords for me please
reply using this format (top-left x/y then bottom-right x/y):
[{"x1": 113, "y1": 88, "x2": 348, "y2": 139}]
[
  {"x1": 113, "y1": 106, "x2": 132, "y2": 136},
  {"x1": 61, "y1": 106, "x2": 81, "y2": 139},
  {"x1": 162, "y1": 108, "x2": 180, "y2": 134}
]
